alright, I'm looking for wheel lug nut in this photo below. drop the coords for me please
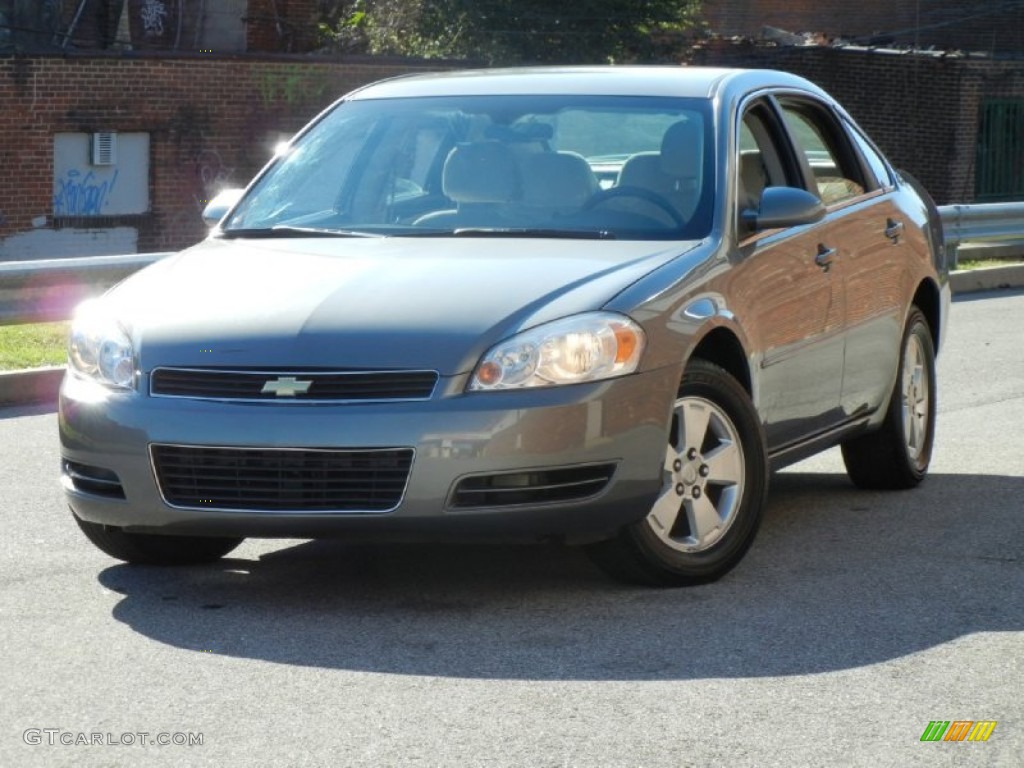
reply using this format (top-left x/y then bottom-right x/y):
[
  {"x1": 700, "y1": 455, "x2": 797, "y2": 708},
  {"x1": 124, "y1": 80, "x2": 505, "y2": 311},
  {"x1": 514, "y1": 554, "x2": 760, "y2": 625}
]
[
  {"x1": 699, "y1": 464, "x2": 709, "y2": 477},
  {"x1": 691, "y1": 487, "x2": 702, "y2": 499},
  {"x1": 687, "y1": 448, "x2": 698, "y2": 460},
  {"x1": 675, "y1": 483, "x2": 686, "y2": 496},
  {"x1": 673, "y1": 459, "x2": 682, "y2": 471}
]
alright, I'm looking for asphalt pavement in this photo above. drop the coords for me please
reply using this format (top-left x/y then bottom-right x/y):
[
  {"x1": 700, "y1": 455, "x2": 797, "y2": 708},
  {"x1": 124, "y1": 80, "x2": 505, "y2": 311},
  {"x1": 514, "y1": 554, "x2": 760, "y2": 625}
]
[{"x1": 0, "y1": 290, "x2": 1021, "y2": 767}]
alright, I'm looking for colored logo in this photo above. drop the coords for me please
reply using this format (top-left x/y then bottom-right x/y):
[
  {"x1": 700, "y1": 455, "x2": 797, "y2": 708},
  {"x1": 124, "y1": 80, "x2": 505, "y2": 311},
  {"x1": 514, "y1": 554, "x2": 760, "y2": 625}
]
[{"x1": 920, "y1": 721, "x2": 996, "y2": 742}]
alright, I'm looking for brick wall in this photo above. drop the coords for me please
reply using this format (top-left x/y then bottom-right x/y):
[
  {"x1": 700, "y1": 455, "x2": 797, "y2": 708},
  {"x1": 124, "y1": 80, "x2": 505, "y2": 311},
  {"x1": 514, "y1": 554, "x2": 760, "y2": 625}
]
[
  {"x1": 704, "y1": 0, "x2": 1024, "y2": 53},
  {"x1": 697, "y1": 41, "x2": 1024, "y2": 205},
  {"x1": 0, "y1": 53, "x2": 450, "y2": 254}
]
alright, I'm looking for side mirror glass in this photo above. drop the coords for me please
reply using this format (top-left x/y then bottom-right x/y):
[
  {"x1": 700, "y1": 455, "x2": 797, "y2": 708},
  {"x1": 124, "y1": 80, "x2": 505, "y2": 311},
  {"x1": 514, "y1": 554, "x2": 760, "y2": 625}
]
[
  {"x1": 742, "y1": 186, "x2": 825, "y2": 231},
  {"x1": 202, "y1": 189, "x2": 245, "y2": 228}
]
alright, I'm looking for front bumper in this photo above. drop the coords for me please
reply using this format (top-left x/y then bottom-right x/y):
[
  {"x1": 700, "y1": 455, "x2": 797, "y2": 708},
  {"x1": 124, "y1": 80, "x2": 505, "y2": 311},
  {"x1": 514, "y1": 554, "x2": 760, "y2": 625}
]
[{"x1": 59, "y1": 365, "x2": 681, "y2": 542}]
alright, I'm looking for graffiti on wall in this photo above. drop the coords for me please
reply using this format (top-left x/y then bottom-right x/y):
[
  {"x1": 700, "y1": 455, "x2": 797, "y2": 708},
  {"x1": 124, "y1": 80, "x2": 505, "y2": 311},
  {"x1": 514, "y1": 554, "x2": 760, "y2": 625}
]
[
  {"x1": 190, "y1": 147, "x2": 235, "y2": 210},
  {"x1": 257, "y1": 65, "x2": 334, "y2": 107},
  {"x1": 140, "y1": 0, "x2": 169, "y2": 37},
  {"x1": 53, "y1": 169, "x2": 120, "y2": 216},
  {"x1": 160, "y1": 151, "x2": 234, "y2": 248},
  {"x1": 126, "y1": 0, "x2": 182, "y2": 48}
]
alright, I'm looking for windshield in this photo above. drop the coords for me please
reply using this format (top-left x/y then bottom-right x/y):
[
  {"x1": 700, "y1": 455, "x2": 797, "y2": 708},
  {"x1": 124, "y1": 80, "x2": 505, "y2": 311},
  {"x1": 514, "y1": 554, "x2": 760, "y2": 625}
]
[{"x1": 223, "y1": 94, "x2": 714, "y2": 241}]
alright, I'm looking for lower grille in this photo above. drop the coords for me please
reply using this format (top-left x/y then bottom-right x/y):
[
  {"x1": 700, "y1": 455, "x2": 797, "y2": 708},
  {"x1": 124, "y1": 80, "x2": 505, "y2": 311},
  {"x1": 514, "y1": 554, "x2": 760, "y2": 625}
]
[
  {"x1": 450, "y1": 463, "x2": 616, "y2": 508},
  {"x1": 63, "y1": 460, "x2": 126, "y2": 499},
  {"x1": 151, "y1": 444, "x2": 414, "y2": 512}
]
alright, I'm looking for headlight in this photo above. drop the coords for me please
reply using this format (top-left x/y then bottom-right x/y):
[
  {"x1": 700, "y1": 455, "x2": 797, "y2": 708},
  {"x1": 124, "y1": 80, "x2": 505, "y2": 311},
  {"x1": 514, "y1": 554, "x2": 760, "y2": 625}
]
[
  {"x1": 469, "y1": 312, "x2": 645, "y2": 391},
  {"x1": 68, "y1": 301, "x2": 136, "y2": 390}
]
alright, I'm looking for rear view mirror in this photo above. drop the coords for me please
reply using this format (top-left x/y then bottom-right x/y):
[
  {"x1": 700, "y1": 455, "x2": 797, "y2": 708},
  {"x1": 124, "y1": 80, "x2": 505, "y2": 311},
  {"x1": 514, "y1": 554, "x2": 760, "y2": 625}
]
[
  {"x1": 202, "y1": 189, "x2": 245, "y2": 228},
  {"x1": 742, "y1": 186, "x2": 825, "y2": 231}
]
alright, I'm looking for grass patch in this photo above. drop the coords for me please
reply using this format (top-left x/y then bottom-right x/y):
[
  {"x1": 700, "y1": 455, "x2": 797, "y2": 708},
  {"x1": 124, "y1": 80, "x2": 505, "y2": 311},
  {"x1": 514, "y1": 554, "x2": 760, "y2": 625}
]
[
  {"x1": 956, "y1": 258, "x2": 1024, "y2": 270},
  {"x1": 0, "y1": 321, "x2": 69, "y2": 371}
]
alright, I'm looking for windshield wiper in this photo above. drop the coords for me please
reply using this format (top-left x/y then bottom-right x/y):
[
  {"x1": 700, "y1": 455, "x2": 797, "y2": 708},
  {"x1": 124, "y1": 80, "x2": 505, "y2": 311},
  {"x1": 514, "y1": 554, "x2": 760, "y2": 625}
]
[
  {"x1": 219, "y1": 226, "x2": 379, "y2": 239},
  {"x1": 403, "y1": 227, "x2": 616, "y2": 240}
]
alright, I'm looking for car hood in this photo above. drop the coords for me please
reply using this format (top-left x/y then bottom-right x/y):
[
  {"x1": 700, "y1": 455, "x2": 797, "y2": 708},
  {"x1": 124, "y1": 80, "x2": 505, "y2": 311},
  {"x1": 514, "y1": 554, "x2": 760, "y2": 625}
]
[{"x1": 106, "y1": 236, "x2": 701, "y2": 375}]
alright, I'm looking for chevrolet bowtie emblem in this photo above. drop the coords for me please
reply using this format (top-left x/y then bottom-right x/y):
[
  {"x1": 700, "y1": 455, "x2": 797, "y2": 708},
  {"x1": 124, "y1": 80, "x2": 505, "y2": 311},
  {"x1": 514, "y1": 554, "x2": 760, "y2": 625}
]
[{"x1": 261, "y1": 376, "x2": 313, "y2": 397}]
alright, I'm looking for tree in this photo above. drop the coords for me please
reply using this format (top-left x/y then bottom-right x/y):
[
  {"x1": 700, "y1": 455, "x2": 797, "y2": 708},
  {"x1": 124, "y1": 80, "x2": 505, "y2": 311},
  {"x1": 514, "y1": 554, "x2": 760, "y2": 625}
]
[{"x1": 317, "y1": 0, "x2": 704, "y2": 64}]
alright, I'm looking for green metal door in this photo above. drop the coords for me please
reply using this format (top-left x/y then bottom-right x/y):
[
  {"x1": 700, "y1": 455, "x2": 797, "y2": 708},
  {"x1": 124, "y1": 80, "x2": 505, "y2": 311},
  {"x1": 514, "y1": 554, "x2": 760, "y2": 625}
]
[{"x1": 976, "y1": 100, "x2": 1024, "y2": 202}]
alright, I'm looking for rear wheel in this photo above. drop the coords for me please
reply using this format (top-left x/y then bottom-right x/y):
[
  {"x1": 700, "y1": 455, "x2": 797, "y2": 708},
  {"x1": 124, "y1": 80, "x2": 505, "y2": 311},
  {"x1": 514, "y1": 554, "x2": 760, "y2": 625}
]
[
  {"x1": 73, "y1": 512, "x2": 243, "y2": 565},
  {"x1": 586, "y1": 359, "x2": 768, "y2": 586},
  {"x1": 841, "y1": 307, "x2": 936, "y2": 489}
]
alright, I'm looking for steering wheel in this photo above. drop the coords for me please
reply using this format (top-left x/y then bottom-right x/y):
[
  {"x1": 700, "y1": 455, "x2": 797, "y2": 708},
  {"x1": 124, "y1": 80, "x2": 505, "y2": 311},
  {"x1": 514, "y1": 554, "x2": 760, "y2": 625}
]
[{"x1": 582, "y1": 185, "x2": 686, "y2": 228}]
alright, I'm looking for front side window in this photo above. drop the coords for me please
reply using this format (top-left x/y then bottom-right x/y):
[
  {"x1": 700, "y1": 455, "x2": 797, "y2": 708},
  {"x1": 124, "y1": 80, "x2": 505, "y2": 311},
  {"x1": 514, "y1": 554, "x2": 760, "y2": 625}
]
[
  {"x1": 845, "y1": 121, "x2": 893, "y2": 190},
  {"x1": 779, "y1": 101, "x2": 867, "y2": 206},
  {"x1": 736, "y1": 106, "x2": 790, "y2": 214},
  {"x1": 224, "y1": 95, "x2": 714, "y2": 241}
]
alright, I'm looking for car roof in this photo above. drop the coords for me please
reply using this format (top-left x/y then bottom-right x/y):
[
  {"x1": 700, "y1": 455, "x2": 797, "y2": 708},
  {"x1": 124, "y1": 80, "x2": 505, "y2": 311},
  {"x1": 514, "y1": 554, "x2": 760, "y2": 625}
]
[{"x1": 345, "y1": 66, "x2": 825, "y2": 102}]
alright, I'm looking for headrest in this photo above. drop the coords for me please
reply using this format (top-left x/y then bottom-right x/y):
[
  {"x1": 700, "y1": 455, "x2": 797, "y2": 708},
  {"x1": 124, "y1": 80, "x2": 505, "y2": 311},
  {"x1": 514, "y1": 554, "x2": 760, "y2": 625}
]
[
  {"x1": 659, "y1": 119, "x2": 703, "y2": 179},
  {"x1": 442, "y1": 142, "x2": 521, "y2": 203},
  {"x1": 519, "y1": 152, "x2": 598, "y2": 209}
]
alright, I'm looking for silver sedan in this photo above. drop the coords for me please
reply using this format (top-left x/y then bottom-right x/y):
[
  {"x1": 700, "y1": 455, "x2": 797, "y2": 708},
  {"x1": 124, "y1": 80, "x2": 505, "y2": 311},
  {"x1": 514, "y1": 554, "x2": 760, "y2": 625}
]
[{"x1": 60, "y1": 67, "x2": 949, "y2": 585}]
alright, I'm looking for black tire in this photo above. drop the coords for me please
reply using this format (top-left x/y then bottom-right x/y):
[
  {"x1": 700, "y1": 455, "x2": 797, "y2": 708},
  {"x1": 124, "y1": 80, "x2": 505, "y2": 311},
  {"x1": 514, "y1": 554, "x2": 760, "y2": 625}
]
[
  {"x1": 841, "y1": 307, "x2": 936, "y2": 490},
  {"x1": 586, "y1": 359, "x2": 769, "y2": 587},
  {"x1": 73, "y1": 511, "x2": 243, "y2": 565}
]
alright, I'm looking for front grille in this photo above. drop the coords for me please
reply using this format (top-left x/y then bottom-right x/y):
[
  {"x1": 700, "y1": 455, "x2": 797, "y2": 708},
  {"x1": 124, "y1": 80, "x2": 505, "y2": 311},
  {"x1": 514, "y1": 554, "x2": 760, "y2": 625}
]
[
  {"x1": 151, "y1": 444, "x2": 414, "y2": 512},
  {"x1": 150, "y1": 368, "x2": 438, "y2": 401},
  {"x1": 450, "y1": 463, "x2": 616, "y2": 508}
]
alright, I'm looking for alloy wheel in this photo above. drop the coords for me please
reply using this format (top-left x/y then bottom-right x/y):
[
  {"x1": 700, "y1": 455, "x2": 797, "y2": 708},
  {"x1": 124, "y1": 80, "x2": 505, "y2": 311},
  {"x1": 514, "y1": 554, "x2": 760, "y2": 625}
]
[
  {"x1": 902, "y1": 333, "x2": 931, "y2": 462},
  {"x1": 646, "y1": 396, "x2": 745, "y2": 553}
]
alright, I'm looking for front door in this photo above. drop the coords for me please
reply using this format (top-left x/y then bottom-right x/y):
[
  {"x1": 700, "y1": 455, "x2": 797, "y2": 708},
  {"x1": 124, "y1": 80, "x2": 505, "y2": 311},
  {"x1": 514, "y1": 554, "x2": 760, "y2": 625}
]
[{"x1": 727, "y1": 100, "x2": 846, "y2": 451}]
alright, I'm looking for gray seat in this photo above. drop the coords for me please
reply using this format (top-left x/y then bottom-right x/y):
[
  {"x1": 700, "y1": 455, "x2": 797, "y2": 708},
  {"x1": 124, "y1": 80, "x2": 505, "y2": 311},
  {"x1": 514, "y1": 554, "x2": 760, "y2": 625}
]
[
  {"x1": 617, "y1": 120, "x2": 704, "y2": 222},
  {"x1": 414, "y1": 142, "x2": 521, "y2": 228},
  {"x1": 517, "y1": 151, "x2": 599, "y2": 216}
]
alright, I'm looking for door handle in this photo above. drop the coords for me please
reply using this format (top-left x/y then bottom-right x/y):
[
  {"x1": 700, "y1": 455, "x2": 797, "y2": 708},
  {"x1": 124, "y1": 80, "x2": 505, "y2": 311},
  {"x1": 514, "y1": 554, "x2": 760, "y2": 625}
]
[
  {"x1": 885, "y1": 218, "x2": 904, "y2": 242},
  {"x1": 815, "y1": 244, "x2": 836, "y2": 272}
]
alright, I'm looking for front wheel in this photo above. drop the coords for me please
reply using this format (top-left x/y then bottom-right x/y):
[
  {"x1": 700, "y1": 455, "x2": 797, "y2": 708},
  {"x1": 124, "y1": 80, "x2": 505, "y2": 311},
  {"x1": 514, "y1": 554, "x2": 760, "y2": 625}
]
[
  {"x1": 586, "y1": 359, "x2": 769, "y2": 586},
  {"x1": 73, "y1": 512, "x2": 243, "y2": 565},
  {"x1": 841, "y1": 306, "x2": 936, "y2": 489}
]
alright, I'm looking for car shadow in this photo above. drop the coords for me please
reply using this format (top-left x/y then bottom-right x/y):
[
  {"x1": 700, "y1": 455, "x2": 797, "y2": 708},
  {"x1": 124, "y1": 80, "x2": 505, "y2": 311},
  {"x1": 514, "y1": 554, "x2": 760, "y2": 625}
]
[
  {"x1": 0, "y1": 402, "x2": 56, "y2": 420},
  {"x1": 97, "y1": 471, "x2": 1023, "y2": 681}
]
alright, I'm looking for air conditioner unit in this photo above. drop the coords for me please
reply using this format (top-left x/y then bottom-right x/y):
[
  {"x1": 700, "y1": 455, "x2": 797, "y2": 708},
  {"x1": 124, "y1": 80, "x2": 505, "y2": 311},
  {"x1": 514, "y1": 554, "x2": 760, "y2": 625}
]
[{"x1": 91, "y1": 132, "x2": 117, "y2": 166}]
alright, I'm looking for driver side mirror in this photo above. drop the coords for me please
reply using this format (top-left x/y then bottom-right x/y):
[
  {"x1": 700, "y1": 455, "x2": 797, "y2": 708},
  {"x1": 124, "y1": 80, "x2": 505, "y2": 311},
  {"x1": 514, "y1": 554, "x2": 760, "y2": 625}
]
[
  {"x1": 202, "y1": 189, "x2": 245, "y2": 228},
  {"x1": 741, "y1": 186, "x2": 825, "y2": 232}
]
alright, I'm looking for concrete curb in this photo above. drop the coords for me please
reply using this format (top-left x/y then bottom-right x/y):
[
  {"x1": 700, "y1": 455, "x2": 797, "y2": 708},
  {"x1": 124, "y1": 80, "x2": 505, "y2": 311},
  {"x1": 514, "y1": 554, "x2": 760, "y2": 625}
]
[
  {"x1": 948, "y1": 263, "x2": 1024, "y2": 294},
  {"x1": 2, "y1": 265, "x2": 1023, "y2": 409},
  {"x1": 0, "y1": 366, "x2": 65, "y2": 407}
]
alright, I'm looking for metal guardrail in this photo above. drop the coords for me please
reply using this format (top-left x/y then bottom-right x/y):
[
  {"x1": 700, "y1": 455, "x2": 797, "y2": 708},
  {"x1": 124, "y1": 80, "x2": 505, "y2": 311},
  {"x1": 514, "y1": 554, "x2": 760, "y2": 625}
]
[
  {"x1": 938, "y1": 202, "x2": 1024, "y2": 249},
  {"x1": 1, "y1": 202, "x2": 1022, "y2": 327},
  {"x1": 0, "y1": 252, "x2": 171, "y2": 326}
]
